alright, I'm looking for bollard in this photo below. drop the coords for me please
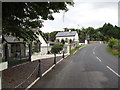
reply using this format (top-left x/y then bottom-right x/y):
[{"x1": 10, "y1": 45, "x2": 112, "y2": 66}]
[
  {"x1": 62, "y1": 51, "x2": 64, "y2": 58},
  {"x1": 54, "y1": 54, "x2": 56, "y2": 64},
  {"x1": 37, "y1": 60, "x2": 42, "y2": 77}
]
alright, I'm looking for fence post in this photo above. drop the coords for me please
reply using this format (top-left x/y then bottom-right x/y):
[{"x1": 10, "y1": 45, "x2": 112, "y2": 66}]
[
  {"x1": 62, "y1": 51, "x2": 64, "y2": 58},
  {"x1": 54, "y1": 54, "x2": 56, "y2": 64},
  {"x1": 37, "y1": 60, "x2": 42, "y2": 77},
  {"x1": 28, "y1": 44, "x2": 31, "y2": 61}
]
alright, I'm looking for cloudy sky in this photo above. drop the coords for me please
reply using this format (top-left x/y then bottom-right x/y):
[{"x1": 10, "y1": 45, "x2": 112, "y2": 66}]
[{"x1": 41, "y1": 0, "x2": 119, "y2": 33}]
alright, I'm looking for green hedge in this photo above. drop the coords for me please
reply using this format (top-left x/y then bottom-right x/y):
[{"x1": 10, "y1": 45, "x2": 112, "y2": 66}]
[
  {"x1": 107, "y1": 38, "x2": 120, "y2": 57},
  {"x1": 51, "y1": 44, "x2": 64, "y2": 54}
]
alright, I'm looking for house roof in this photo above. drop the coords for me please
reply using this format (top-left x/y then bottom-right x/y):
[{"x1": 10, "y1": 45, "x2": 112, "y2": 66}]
[
  {"x1": 3, "y1": 36, "x2": 25, "y2": 44},
  {"x1": 56, "y1": 31, "x2": 77, "y2": 37}
]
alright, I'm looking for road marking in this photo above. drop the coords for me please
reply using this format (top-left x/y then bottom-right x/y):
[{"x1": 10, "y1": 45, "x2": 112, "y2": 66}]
[
  {"x1": 56, "y1": 58, "x2": 63, "y2": 64},
  {"x1": 64, "y1": 55, "x2": 69, "y2": 58},
  {"x1": 42, "y1": 64, "x2": 55, "y2": 77},
  {"x1": 106, "y1": 66, "x2": 120, "y2": 77},
  {"x1": 25, "y1": 77, "x2": 40, "y2": 90},
  {"x1": 96, "y1": 56, "x2": 102, "y2": 62},
  {"x1": 93, "y1": 46, "x2": 97, "y2": 55}
]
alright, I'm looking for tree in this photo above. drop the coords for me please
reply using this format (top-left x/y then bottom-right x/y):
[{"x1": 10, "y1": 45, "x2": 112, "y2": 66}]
[
  {"x1": 99, "y1": 23, "x2": 120, "y2": 41},
  {"x1": 2, "y1": 2, "x2": 74, "y2": 43},
  {"x1": 51, "y1": 44, "x2": 64, "y2": 64}
]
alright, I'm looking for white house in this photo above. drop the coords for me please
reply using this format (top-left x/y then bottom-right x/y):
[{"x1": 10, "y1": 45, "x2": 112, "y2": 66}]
[
  {"x1": 32, "y1": 28, "x2": 48, "y2": 55},
  {"x1": 56, "y1": 31, "x2": 79, "y2": 45},
  {"x1": 56, "y1": 31, "x2": 79, "y2": 53}
]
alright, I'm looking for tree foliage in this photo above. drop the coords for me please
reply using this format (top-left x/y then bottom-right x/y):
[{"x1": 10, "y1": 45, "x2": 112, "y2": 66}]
[
  {"x1": 60, "y1": 23, "x2": 120, "y2": 42},
  {"x1": 51, "y1": 44, "x2": 64, "y2": 54},
  {"x1": 108, "y1": 38, "x2": 118, "y2": 49},
  {"x1": 2, "y1": 2, "x2": 73, "y2": 42},
  {"x1": 43, "y1": 31, "x2": 61, "y2": 41}
]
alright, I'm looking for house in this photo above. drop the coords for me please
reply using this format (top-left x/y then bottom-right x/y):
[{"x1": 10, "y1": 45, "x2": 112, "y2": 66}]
[
  {"x1": 2, "y1": 28, "x2": 48, "y2": 62},
  {"x1": 56, "y1": 31, "x2": 79, "y2": 53},
  {"x1": 2, "y1": 36, "x2": 27, "y2": 61},
  {"x1": 56, "y1": 31, "x2": 79, "y2": 47},
  {"x1": 32, "y1": 28, "x2": 48, "y2": 55}
]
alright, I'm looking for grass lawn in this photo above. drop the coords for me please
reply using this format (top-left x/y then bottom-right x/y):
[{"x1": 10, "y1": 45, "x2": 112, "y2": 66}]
[
  {"x1": 70, "y1": 45, "x2": 83, "y2": 54},
  {"x1": 106, "y1": 46, "x2": 120, "y2": 57}
]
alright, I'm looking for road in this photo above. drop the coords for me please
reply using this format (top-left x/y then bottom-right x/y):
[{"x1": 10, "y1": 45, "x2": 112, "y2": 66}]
[{"x1": 32, "y1": 44, "x2": 119, "y2": 88}]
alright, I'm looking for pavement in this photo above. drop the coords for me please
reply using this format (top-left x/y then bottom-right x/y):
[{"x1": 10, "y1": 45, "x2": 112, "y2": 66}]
[
  {"x1": 32, "y1": 44, "x2": 119, "y2": 88},
  {"x1": 2, "y1": 55, "x2": 64, "y2": 88}
]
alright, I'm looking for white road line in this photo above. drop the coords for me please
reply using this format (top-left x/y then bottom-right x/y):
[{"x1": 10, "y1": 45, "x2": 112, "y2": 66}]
[
  {"x1": 93, "y1": 46, "x2": 97, "y2": 55},
  {"x1": 42, "y1": 64, "x2": 55, "y2": 77},
  {"x1": 106, "y1": 66, "x2": 120, "y2": 77},
  {"x1": 96, "y1": 56, "x2": 102, "y2": 62},
  {"x1": 25, "y1": 77, "x2": 40, "y2": 90},
  {"x1": 64, "y1": 55, "x2": 68, "y2": 58},
  {"x1": 56, "y1": 58, "x2": 63, "y2": 64}
]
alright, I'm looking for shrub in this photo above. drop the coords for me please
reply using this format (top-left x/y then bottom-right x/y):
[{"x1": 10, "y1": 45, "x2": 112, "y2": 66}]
[
  {"x1": 51, "y1": 44, "x2": 64, "y2": 54},
  {"x1": 107, "y1": 38, "x2": 120, "y2": 57},
  {"x1": 51, "y1": 44, "x2": 64, "y2": 64},
  {"x1": 108, "y1": 38, "x2": 118, "y2": 49}
]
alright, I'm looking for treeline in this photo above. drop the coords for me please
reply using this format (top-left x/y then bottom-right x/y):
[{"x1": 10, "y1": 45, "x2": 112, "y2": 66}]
[{"x1": 43, "y1": 23, "x2": 120, "y2": 42}]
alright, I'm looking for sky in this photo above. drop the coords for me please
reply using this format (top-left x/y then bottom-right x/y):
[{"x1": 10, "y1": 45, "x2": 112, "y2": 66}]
[{"x1": 41, "y1": 0, "x2": 119, "y2": 33}]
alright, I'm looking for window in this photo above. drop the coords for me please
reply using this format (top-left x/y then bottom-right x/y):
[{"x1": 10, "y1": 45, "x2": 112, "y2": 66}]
[
  {"x1": 16, "y1": 44, "x2": 20, "y2": 52},
  {"x1": 65, "y1": 38, "x2": 68, "y2": 42},
  {"x1": 61, "y1": 39, "x2": 65, "y2": 44}
]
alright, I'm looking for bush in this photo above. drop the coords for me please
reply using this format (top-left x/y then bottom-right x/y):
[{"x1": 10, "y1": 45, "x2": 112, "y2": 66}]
[
  {"x1": 108, "y1": 38, "x2": 118, "y2": 49},
  {"x1": 107, "y1": 38, "x2": 120, "y2": 57},
  {"x1": 51, "y1": 44, "x2": 64, "y2": 54}
]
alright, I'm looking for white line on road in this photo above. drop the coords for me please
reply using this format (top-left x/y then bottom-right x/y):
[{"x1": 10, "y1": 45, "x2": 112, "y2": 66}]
[
  {"x1": 106, "y1": 66, "x2": 120, "y2": 77},
  {"x1": 42, "y1": 64, "x2": 55, "y2": 77},
  {"x1": 96, "y1": 56, "x2": 102, "y2": 62},
  {"x1": 25, "y1": 77, "x2": 40, "y2": 90},
  {"x1": 93, "y1": 46, "x2": 97, "y2": 55}
]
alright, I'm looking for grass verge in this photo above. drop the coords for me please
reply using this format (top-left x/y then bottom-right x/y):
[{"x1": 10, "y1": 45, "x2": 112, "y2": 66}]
[
  {"x1": 70, "y1": 45, "x2": 83, "y2": 54},
  {"x1": 106, "y1": 46, "x2": 120, "y2": 57}
]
